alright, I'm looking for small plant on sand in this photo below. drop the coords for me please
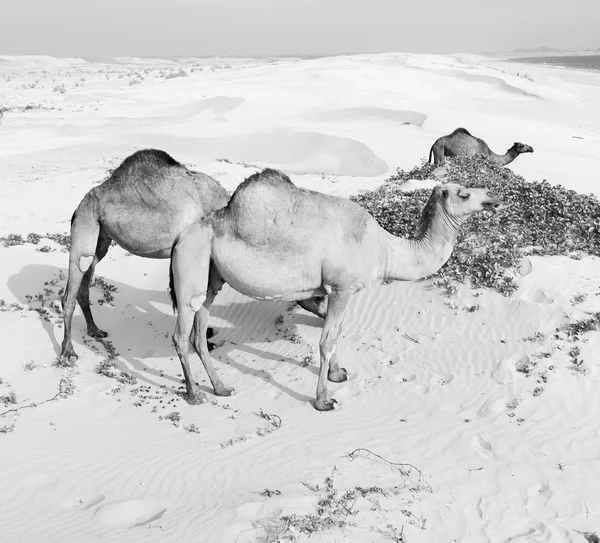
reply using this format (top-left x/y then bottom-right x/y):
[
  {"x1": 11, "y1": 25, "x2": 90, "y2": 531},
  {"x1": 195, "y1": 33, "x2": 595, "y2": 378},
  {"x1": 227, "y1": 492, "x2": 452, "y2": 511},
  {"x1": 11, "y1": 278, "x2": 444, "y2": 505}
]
[
  {"x1": 92, "y1": 277, "x2": 118, "y2": 306},
  {"x1": 53, "y1": 83, "x2": 66, "y2": 93},
  {"x1": 256, "y1": 409, "x2": 282, "y2": 437},
  {"x1": 95, "y1": 359, "x2": 117, "y2": 377},
  {"x1": 0, "y1": 423, "x2": 15, "y2": 434},
  {"x1": 565, "y1": 313, "x2": 600, "y2": 338},
  {"x1": 58, "y1": 374, "x2": 76, "y2": 397},
  {"x1": 23, "y1": 361, "x2": 37, "y2": 371},
  {"x1": 44, "y1": 232, "x2": 71, "y2": 249},
  {"x1": 184, "y1": 422, "x2": 201, "y2": 434},
  {"x1": 26, "y1": 233, "x2": 42, "y2": 244},
  {"x1": 54, "y1": 355, "x2": 77, "y2": 368},
  {"x1": 163, "y1": 68, "x2": 188, "y2": 79},
  {"x1": 1, "y1": 391, "x2": 17, "y2": 405},
  {"x1": 379, "y1": 524, "x2": 406, "y2": 542},
  {"x1": 0, "y1": 233, "x2": 25, "y2": 247}
]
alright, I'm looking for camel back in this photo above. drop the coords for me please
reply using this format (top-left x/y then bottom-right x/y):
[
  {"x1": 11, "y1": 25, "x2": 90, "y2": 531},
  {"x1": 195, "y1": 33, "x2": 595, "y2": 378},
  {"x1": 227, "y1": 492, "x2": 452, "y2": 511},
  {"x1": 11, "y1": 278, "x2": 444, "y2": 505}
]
[
  {"x1": 97, "y1": 149, "x2": 229, "y2": 212},
  {"x1": 213, "y1": 168, "x2": 371, "y2": 245}
]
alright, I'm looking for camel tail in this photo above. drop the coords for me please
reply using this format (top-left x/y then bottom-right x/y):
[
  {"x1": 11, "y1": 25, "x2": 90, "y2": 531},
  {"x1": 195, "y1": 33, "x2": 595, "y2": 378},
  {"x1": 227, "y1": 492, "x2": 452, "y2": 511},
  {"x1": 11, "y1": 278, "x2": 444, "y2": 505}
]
[
  {"x1": 428, "y1": 146, "x2": 434, "y2": 164},
  {"x1": 169, "y1": 240, "x2": 178, "y2": 313}
]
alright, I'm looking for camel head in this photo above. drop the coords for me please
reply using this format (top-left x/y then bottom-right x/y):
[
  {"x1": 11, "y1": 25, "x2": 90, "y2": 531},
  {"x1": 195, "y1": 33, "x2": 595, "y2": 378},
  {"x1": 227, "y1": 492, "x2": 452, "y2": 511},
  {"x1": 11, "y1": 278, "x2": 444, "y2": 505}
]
[
  {"x1": 434, "y1": 183, "x2": 503, "y2": 221},
  {"x1": 513, "y1": 142, "x2": 534, "y2": 154}
]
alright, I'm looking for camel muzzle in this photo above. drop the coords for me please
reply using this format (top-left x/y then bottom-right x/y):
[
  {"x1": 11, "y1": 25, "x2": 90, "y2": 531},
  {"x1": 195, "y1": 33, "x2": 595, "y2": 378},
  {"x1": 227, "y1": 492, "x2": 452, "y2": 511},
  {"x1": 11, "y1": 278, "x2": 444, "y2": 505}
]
[{"x1": 482, "y1": 193, "x2": 503, "y2": 214}]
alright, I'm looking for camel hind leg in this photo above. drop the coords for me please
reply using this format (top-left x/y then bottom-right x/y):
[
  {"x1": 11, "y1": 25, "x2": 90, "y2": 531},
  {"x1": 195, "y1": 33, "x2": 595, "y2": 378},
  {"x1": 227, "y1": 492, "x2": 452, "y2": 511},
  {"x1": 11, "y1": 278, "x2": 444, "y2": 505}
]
[
  {"x1": 315, "y1": 289, "x2": 351, "y2": 411},
  {"x1": 171, "y1": 225, "x2": 231, "y2": 403},
  {"x1": 60, "y1": 201, "x2": 110, "y2": 360},
  {"x1": 77, "y1": 228, "x2": 112, "y2": 338}
]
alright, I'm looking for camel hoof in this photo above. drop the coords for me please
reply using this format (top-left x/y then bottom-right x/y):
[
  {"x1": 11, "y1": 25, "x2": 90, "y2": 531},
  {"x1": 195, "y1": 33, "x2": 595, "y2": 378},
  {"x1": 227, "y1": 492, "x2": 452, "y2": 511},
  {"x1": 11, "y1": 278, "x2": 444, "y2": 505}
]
[
  {"x1": 214, "y1": 385, "x2": 234, "y2": 397},
  {"x1": 185, "y1": 391, "x2": 208, "y2": 405},
  {"x1": 59, "y1": 350, "x2": 79, "y2": 363},
  {"x1": 328, "y1": 367, "x2": 348, "y2": 383},
  {"x1": 88, "y1": 327, "x2": 108, "y2": 339},
  {"x1": 314, "y1": 398, "x2": 339, "y2": 411}
]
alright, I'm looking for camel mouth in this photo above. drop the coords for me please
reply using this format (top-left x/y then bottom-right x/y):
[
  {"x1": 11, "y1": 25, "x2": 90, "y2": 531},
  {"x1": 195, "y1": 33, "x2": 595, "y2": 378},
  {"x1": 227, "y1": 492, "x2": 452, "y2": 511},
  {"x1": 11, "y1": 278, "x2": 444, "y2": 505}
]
[{"x1": 482, "y1": 200, "x2": 503, "y2": 214}]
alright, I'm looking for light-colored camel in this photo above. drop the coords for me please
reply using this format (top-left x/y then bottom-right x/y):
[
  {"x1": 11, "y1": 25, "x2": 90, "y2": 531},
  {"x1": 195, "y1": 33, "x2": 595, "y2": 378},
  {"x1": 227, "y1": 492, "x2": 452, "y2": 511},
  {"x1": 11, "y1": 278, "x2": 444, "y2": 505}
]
[
  {"x1": 429, "y1": 128, "x2": 534, "y2": 166},
  {"x1": 59, "y1": 149, "x2": 232, "y2": 361},
  {"x1": 169, "y1": 169, "x2": 502, "y2": 410}
]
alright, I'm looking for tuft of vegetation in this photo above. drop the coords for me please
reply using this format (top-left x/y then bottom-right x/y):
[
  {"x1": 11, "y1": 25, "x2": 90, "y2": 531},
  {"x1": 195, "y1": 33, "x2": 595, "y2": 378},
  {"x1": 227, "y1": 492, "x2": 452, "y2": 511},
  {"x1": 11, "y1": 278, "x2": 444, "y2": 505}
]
[
  {"x1": 351, "y1": 156, "x2": 600, "y2": 295},
  {"x1": 1, "y1": 391, "x2": 17, "y2": 405},
  {"x1": 0, "y1": 234, "x2": 25, "y2": 247}
]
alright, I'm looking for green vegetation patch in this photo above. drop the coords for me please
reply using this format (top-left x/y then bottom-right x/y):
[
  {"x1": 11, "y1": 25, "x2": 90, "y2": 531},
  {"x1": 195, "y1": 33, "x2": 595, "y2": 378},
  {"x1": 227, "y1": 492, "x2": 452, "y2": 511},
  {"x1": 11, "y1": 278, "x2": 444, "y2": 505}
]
[{"x1": 351, "y1": 156, "x2": 600, "y2": 295}]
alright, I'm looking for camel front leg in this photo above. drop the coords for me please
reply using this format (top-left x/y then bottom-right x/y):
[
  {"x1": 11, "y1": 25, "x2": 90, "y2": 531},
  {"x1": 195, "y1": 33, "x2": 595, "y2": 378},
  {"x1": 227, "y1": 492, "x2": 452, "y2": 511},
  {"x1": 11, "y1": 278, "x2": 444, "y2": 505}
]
[{"x1": 315, "y1": 290, "x2": 351, "y2": 411}]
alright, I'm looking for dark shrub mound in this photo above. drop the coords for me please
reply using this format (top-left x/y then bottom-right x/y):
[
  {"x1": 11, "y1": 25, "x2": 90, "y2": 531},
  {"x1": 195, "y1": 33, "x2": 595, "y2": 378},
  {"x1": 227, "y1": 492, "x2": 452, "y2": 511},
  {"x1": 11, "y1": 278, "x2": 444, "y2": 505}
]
[{"x1": 351, "y1": 156, "x2": 600, "y2": 295}]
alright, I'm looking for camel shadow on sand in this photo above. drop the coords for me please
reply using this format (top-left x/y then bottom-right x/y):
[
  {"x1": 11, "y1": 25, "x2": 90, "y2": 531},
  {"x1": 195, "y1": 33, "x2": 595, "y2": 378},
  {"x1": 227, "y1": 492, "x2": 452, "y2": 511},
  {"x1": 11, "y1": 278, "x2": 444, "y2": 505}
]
[{"x1": 8, "y1": 263, "x2": 319, "y2": 405}]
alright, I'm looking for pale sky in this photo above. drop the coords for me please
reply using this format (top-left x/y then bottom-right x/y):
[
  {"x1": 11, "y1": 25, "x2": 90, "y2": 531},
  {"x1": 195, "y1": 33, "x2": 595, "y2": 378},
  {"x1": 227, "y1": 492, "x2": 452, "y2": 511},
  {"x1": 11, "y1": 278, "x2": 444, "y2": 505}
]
[{"x1": 2, "y1": 0, "x2": 599, "y2": 58}]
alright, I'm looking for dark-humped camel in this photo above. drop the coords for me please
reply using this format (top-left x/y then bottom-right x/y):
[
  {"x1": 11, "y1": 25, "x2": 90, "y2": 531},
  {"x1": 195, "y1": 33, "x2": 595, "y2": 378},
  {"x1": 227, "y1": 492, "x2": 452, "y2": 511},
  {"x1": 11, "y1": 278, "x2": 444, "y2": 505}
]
[
  {"x1": 168, "y1": 169, "x2": 503, "y2": 410},
  {"x1": 429, "y1": 128, "x2": 534, "y2": 166},
  {"x1": 59, "y1": 149, "x2": 231, "y2": 361}
]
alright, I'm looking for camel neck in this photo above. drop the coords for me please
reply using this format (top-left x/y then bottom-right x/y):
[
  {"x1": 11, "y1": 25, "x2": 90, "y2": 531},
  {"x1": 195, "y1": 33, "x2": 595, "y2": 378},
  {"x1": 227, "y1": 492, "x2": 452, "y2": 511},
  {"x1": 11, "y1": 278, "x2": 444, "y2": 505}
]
[
  {"x1": 493, "y1": 146, "x2": 518, "y2": 166},
  {"x1": 380, "y1": 205, "x2": 462, "y2": 282}
]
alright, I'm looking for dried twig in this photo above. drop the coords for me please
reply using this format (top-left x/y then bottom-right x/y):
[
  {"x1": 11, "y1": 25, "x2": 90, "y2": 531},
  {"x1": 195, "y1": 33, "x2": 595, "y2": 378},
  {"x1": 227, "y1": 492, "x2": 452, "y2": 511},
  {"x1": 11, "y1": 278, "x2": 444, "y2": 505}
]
[
  {"x1": 346, "y1": 448, "x2": 428, "y2": 487},
  {"x1": 1, "y1": 392, "x2": 61, "y2": 417}
]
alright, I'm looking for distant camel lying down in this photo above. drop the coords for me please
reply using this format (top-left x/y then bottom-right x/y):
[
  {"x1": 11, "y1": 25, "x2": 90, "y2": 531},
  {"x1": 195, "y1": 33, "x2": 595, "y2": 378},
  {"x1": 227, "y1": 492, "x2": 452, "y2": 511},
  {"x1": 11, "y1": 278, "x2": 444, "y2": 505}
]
[
  {"x1": 429, "y1": 128, "x2": 534, "y2": 166},
  {"x1": 169, "y1": 169, "x2": 503, "y2": 410}
]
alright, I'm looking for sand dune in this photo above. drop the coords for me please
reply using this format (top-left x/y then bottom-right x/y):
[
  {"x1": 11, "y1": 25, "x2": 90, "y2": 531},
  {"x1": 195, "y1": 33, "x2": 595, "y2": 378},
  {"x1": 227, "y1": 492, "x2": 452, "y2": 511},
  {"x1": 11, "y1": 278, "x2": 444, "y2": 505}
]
[
  {"x1": 1, "y1": 53, "x2": 600, "y2": 542},
  {"x1": 306, "y1": 106, "x2": 428, "y2": 126},
  {"x1": 129, "y1": 130, "x2": 389, "y2": 176}
]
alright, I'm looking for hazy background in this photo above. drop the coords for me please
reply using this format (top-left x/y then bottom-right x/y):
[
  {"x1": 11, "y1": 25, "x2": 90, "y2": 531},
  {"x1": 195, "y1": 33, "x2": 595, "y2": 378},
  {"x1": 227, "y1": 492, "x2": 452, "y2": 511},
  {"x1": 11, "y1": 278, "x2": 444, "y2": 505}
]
[{"x1": 2, "y1": 0, "x2": 599, "y2": 57}]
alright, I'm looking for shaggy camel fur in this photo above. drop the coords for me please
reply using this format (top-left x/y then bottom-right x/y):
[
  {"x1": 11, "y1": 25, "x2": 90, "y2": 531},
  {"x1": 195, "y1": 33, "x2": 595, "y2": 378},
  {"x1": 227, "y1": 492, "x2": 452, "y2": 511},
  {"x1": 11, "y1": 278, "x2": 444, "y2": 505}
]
[
  {"x1": 59, "y1": 149, "x2": 231, "y2": 361},
  {"x1": 169, "y1": 169, "x2": 502, "y2": 410},
  {"x1": 429, "y1": 128, "x2": 534, "y2": 166}
]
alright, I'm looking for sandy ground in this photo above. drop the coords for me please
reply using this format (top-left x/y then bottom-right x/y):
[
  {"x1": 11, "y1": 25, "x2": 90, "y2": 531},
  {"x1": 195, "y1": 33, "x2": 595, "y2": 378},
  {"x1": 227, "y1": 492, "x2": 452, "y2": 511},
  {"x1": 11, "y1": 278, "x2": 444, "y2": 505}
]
[{"x1": 1, "y1": 53, "x2": 599, "y2": 543}]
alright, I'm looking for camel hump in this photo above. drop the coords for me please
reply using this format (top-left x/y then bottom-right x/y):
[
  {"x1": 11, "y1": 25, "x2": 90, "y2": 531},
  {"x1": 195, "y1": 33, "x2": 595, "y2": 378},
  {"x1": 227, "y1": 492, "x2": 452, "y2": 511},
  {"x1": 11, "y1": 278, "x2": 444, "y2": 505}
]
[
  {"x1": 225, "y1": 168, "x2": 296, "y2": 209},
  {"x1": 451, "y1": 127, "x2": 473, "y2": 137},
  {"x1": 111, "y1": 149, "x2": 182, "y2": 178},
  {"x1": 238, "y1": 168, "x2": 295, "y2": 192}
]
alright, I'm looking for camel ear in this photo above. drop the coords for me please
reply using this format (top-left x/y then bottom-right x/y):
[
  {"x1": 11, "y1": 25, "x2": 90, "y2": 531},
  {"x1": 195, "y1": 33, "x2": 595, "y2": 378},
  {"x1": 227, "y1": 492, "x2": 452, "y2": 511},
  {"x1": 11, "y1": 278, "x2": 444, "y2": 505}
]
[{"x1": 441, "y1": 188, "x2": 449, "y2": 199}]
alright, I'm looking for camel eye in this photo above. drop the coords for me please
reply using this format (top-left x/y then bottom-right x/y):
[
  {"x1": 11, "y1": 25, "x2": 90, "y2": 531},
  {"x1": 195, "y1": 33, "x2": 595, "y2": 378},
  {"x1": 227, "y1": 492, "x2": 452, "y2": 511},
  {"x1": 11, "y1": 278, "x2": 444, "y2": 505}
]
[{"x1": 458, "y1": 193, "x2": 470, "y2": 200}]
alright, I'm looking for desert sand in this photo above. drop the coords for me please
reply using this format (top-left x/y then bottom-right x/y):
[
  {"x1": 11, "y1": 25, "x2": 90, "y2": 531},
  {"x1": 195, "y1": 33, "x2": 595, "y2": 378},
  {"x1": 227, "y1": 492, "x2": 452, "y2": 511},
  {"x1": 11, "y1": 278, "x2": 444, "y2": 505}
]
[{"x1": 1, "y1": 53, "x2": 599, "y2": 543}]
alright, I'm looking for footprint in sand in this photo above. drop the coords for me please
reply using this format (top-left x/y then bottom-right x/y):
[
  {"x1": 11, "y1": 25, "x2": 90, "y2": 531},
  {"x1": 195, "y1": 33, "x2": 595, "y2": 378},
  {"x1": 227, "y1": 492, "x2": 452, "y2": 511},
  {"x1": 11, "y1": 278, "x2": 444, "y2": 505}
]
[
  {"x1": 94, "y1": 498, "x2": 167, "y2": 528},
  {"x1": 430, "y1": 372, "x2": 454, "y2": 386},
  {"x1": 470, "y1": 435, "x2": 498, "y2": 461}
]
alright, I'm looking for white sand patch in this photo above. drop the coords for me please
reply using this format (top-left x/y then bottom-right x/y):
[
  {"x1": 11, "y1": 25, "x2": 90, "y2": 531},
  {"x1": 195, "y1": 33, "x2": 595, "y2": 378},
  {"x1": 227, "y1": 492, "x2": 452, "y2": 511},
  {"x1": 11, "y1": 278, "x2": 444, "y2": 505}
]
[{"x1": 1, "y1": 53, "x2": 600, "y2": 543}]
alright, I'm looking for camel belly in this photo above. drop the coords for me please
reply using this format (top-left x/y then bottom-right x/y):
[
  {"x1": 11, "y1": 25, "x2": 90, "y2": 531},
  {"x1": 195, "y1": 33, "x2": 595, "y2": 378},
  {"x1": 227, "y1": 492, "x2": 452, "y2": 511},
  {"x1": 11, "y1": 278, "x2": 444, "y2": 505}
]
[{"x1": 212, "y1": 242, "x2": 324, "y2": 301}]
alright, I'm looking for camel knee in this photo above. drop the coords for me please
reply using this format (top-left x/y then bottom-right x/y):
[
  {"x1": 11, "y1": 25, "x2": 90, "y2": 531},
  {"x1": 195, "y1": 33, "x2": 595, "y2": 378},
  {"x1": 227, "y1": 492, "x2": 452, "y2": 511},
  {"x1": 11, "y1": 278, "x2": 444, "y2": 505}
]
[
  {"x1": 319, "y1": 339, "x2": 337, "y2": 359},
  {"x1": 78, "y1": 255, "x2": 95, "y2": 273},
  {"x1": 190, "y1": 294, "x2": 206, "y2": 312}
]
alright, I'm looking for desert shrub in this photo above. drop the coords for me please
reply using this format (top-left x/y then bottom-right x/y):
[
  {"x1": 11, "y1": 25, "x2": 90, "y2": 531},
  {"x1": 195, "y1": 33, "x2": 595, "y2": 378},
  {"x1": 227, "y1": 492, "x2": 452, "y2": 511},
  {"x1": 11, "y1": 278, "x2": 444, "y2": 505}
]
[
  {"x1": 163, "y1": 68, "x2": 188, "y2": 79},
  {"x1": 0, "y1": 234, "x2": 25, "y2": 247},
  {"x1": 351, "y1": 156, "x2": 600, "y2": 295},
  {"x1": 44, "y1": 232, "x2": 71, "y2": 249},
  {"x1": 26, "y1": 233, "x2": 41, "y2": 244}
]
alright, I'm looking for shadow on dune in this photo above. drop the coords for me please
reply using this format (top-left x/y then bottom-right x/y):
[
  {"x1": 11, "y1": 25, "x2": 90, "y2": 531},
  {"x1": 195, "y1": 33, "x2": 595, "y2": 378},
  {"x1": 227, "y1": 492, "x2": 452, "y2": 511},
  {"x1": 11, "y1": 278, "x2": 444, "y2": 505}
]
[{"x1": 8, "y1": 263, "x2": 322, "y2": 405}]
